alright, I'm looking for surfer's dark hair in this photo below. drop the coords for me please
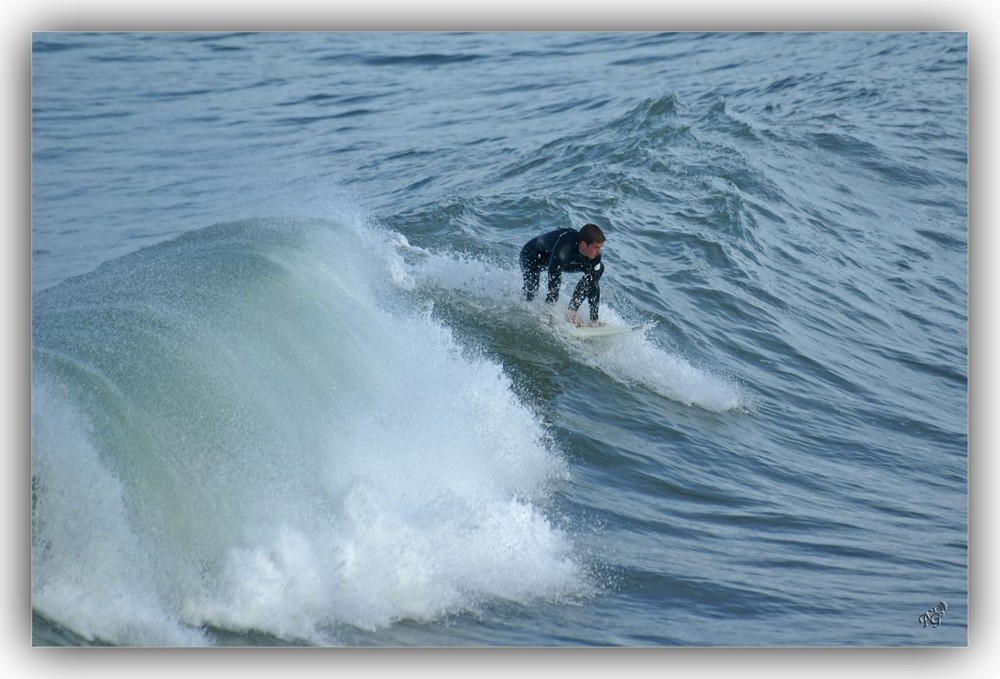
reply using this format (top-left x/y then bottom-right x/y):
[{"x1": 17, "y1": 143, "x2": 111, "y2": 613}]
[{"x1": 579, "y1": 223, "x2": 606, "y2": 244}]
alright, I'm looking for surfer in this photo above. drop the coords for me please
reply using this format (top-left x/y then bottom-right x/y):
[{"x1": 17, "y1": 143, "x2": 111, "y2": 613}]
[{"x1": 520, "y1": 223, "x2": 605, "y2": 325}]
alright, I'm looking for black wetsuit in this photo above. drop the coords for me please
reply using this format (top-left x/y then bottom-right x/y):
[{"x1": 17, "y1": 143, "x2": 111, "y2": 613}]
[{"x1": 519, "y1": 228, "x2": 604, "y2": 321}]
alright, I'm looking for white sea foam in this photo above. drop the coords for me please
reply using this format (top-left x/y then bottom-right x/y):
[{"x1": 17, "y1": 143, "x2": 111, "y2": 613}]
[
  {"x1": 31, "y1": 378, "x2": 209, "y2": 646},
  {"x1": 570, "y1": 309, "x2": 748, "y2": 412}
]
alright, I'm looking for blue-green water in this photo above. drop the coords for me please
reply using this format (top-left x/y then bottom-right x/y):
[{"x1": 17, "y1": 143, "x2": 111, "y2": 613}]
[{"x1": 31, "y1": 31, "x2": 967, "y2": 646}]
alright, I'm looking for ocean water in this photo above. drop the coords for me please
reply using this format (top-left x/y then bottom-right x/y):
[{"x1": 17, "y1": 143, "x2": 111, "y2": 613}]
[{"x1": 30, "y1": 31, "x2": 967, "y2": 647}]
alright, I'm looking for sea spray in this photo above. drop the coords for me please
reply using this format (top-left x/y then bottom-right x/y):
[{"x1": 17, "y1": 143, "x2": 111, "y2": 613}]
[
  {"x1": 391, "y1": 235, "x2": 748, "y2": 412},
  {"x1": 574, "y1": 315, "x2": 749, "y2": 412},
  {"x1": 31, "y1": 218, "x2": 586, "y2": 645}
]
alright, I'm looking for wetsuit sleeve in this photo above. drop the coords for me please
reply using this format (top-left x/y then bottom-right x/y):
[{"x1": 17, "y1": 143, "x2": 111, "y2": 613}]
[{"x1": 544, "y1": 231, "x2": 574, "y2": 303}]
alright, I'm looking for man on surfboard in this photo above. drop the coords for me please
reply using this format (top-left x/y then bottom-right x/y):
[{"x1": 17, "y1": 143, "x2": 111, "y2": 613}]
[{"x1": 520, "y1": 223, "x2": 605, "y2": 325}]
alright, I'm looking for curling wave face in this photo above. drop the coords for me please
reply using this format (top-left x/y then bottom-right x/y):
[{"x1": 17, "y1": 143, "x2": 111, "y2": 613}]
[{"x1": 31, "y1": 218, "x2": 585, "y2": 645}]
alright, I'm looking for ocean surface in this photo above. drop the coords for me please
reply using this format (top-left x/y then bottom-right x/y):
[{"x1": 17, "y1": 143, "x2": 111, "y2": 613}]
[{"x1": 30, "y1": 31, "x2": 968, "y2": 647}]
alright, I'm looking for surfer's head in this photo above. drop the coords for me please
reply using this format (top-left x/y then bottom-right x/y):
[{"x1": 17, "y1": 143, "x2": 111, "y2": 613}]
[
  {"x1": 579, "y1": 223, "x2": 605, "y2": 244},
  {"x1": 578, "y1": 223, "x2": 605, "y2": 259}
]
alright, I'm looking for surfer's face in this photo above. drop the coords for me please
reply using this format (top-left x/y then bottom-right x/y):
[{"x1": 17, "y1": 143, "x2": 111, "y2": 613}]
[{"x1": 579, "y1": 240, "x2": 604, "y2": 260}]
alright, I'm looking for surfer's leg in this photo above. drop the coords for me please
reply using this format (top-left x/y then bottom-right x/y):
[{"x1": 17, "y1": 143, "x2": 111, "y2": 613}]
[
  {"x1": 570, "y1": 266, "x2": 603, "y2": 321},
  {"x1": 519, "y1": 247, "x2": 543, "y2": 301}
]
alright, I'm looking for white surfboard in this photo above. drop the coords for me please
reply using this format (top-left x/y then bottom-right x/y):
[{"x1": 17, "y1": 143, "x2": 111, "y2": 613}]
[{"x1": 566, "y1": 322, "x2": 648, "y2": 339}]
